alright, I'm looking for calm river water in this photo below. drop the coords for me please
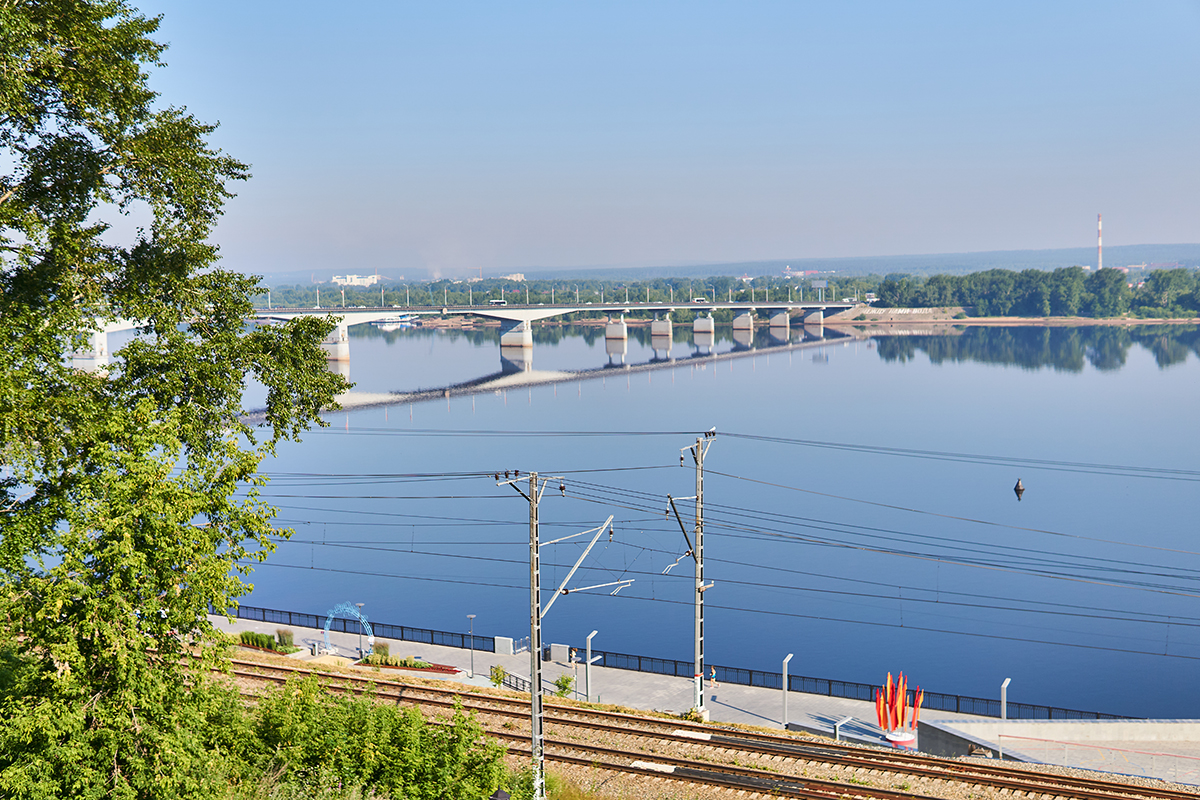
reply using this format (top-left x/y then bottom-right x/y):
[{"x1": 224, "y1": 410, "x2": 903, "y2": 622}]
[{"x1": 247, "y1": 322, "x2": 1200, "y2": 718}]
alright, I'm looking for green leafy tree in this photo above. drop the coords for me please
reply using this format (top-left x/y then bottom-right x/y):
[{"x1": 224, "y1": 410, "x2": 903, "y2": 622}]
[
  {"x1": 0, "y1": 2, "x2": 347, "y2": 797},
  {"x1": 1084, "y1": 268, "x2": 1132, "y2": 317}
]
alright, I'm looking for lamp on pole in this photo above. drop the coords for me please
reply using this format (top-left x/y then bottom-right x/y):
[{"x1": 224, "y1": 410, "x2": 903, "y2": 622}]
[
  {"x1": 782, "y1": 653, "x2": 794, "y2": 728},
  {"x1": 467, "y1": 614, "x2": 476, "y2": 678},
  {"x1": 355, "y1": 602, "x2": 365, "y2": 658},
  {"x1": 586, "y1": 630, "x2": 599, "y2": 702}
]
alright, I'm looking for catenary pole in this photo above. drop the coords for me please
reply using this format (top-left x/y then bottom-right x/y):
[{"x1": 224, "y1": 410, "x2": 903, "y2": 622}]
[{"x1": 528, "y1": 472, "x2": 545, "y2": 800}]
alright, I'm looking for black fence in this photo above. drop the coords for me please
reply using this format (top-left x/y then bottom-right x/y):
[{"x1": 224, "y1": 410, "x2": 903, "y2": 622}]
[
  {"x1": 225, "y1": 604, "x2": 495, "y2": 653},
  {"x1": 549, "y1": 647, "x2": 1127, "y2": 720},
  {"x1": 224, "y1": 604, "x2": 1123, "y2": 719}
]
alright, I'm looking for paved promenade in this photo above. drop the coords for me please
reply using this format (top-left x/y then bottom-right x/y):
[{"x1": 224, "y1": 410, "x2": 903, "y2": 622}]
[{"x1": 210, "y1": 614, "x2": 985, "y2": 748}]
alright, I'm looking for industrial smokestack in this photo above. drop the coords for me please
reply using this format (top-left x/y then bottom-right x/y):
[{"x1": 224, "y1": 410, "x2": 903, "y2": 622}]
[{"x1": 1097, "y1": 213, "x2": 1103, "y2": 271}]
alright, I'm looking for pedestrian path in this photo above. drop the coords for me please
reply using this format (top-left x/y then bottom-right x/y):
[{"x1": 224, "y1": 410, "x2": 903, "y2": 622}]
[{"x1": 209, "y1": 614, "x2": 988, "y2": 747}]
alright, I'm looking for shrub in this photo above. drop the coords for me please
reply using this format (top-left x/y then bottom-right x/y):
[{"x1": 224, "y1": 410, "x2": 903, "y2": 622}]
[
  {"x1": 489, "y1": 665, "x2": 507, "y2": 688},
  {"x1": 241, "y1": 631, "x2": 276, "y2": 650},
  {"x1": 552, "y1": 674, "x2": 574, "y2": 697},
  {"x1": 238, "y1": 630, "x2": 300, "y2": 654},
  {"x1": 251, "y1": 677, "x2": 505, "y2": 798},
  {"x1": 276, "y1": 629, "x2": 295, "y2": 647},
  {"x1": 373, "y1": 641, "x2": 389, "y2": 657},
  {"x1": 362, "y1": 653, "x2": 433, "y2": 669}
]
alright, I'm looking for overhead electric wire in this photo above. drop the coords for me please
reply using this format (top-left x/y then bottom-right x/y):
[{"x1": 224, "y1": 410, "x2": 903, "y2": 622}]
[
  {"x1": 706, "y1": 468, "x2": 1200, "y2": 559},
  {"x1": 718, "y1": 430, "x2": 1200, "y2": 482},
  {"x1": 273, "y1": 536, "x2": 1200, "y2": 631},
  {"x1": 559, "y1": 482, "x2": 1200, "y2": 598},
  {"x1": 289, "y1": 426, "x2": 1200, "y2": 482},
  {"x1": 241, "y1": 560, "x2": 1200, "y2": 663}
]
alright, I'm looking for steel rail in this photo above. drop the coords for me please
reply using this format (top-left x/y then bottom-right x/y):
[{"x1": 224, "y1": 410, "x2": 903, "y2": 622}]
[{"x1": 227, "y1": 657, "x2": 1195, "y2": 800}]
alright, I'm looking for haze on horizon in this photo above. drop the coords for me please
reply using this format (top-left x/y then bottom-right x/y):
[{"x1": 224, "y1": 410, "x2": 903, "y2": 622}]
[{"x1": 141, "y1": 1, "x2": 1200, "y2": 279}]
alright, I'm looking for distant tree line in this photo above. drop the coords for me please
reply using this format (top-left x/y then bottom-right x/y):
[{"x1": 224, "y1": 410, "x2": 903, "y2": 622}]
[{"x1": 256, "y1": 267, "x2": 1200, "y2": 319}]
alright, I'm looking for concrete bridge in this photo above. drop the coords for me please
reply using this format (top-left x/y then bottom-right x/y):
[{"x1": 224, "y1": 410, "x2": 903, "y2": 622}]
[
  {"x1": 72, "y1": 301, "x2": 860, "y2": 372},
  {"x1": 255, "y1": 300, "x2": 858, "y2": 367}
]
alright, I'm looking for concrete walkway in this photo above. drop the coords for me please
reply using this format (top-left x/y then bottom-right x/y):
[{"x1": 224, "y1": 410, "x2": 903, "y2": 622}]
[{"x1": 210, "y1": 614, "x2": 986, "y2": 748}]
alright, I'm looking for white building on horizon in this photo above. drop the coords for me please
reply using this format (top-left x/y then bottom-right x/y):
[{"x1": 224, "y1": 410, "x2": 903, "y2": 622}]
[{"x1": 331, "y1": 274, "x2": 381, "y2": 287}]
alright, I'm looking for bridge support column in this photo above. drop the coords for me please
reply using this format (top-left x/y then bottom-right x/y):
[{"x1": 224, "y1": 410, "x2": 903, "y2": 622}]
[
  {"x1": 693, "y1": 313, "x2": 714, "y2": 353},
  {"x1": 803, "y1": 309, "x2": 824, "y2": 325},
  {"x1": 321, "y1": 321, "x2": 350, "y2": 361},
  {"x1": 605, "y1": 315, "x2": 627, "y2": 340},
  {"x1": 606, "y1": 337, "x2": 628, "y2": 366},
  {"x1": 733, "y1": 312, "x2": 754, "y2": 332},
  {"x1": 72, "y1": 328, "x2": 110, "y2": 371},
  {"x1": 499, "y1": 319, "x2": 533, "y2": 348},
  {"x1": 500, "y1": 346, "x2": 533, "y2": 373},
  {"x1": 770, "y1": 310, "x2": 790, "y2": 329},
  {"x1": 651, "y1": 315, "x2": 672, "y2": 359}
]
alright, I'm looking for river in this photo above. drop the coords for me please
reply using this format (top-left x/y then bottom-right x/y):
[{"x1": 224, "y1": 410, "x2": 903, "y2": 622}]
[{"x1": 245, "y1": 322, "x2": 1200, "y2": 719}]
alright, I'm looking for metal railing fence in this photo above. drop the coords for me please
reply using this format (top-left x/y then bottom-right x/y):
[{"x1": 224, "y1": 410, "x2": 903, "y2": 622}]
[
  {"x1": 222, "y1": 603, "x2": 496, "y2": 653},
  {"x1": 224, "y1": 604, "x2": 1123, "y2": 720}
]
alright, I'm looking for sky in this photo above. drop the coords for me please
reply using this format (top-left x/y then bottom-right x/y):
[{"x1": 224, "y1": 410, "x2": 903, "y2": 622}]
[{"x1": 138, "y1": 1, "x2": 1200, "y2": 279}]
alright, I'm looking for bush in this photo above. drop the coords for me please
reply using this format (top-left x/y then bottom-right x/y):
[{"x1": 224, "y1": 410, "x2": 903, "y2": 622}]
[
  {"x1": 238, "y1": 630, "x2": 300, "y2": 654},
  {"x1": 241, "y1": 631, "x2": 276, "y2": 650},
  {"x1": 361, "y1": 653, "x2": 432, "y2": 669},
  {"x1": 489, "y1": 665, "x2": 507, "y2": 688},
  {"x1": 373, "y1": 641, "x2": 389, "y2": 657},
  {"x1": 552, "y1": 674, "x2": 574, "y2": 698},
  {"x1": 276, "y1": 629, "x2": 295, "y2": 647},
  {"x1": 249, "y1": 677, "x2": 505, "y2": 798}
]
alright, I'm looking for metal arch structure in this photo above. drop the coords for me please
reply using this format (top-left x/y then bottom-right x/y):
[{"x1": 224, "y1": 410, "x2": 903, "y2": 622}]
[{"x1": 323, "y1": 602, "x2": 374, "y2": 655}]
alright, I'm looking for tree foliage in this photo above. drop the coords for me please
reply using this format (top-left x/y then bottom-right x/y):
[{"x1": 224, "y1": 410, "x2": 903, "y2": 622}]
[{"x1": 0, "y1": 1, "x2": 348, "y2": 796}]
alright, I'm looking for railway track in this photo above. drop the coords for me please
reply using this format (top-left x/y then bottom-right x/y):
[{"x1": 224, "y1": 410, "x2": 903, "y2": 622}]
[{"x1": 227, "y1": 656, "x2": 1197, "y2": 800}]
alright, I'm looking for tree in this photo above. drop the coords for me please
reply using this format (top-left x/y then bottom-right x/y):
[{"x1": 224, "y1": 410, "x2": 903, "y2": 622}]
[
  {"x1": 0, "y1": 2, "x2": 347, "y2": 796},
  {"x1": 1084, "y1": 268, "x2": 1132, "y2": 317}
]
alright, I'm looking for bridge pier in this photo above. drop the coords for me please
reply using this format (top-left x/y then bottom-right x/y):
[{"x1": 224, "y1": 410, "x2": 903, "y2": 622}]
[
  {"x1": 499, "y1": 319, "x2": 533, "y2": 348},
  {"x1": 71, "y1": 329, "x2": 110, "y2": 371},
  {"x1": 605, "y1": 315, "x2": 627, "y2": 340},
  {"x1": 321, "y1": 321, "x2": 350, "y2": 361},
  {"x1": 693, "y1": 313, "x2": 715, "y2": 335},
  {"x1": 803, "y1": 309, "x2": 824, "y2": 325},
  {"x1": 770, "y1": 310, "x2": 790, "y2": 329},
  {"x1": 500, "y1": 345, "x2": 533, "y2": 373},
  {"x1": 606, "y1": 337, "x2": 627, "y2": 366},
  {"x1": 651, "y1": 315, "x2": 673, "y2": 359},
  {"x1": 733, "y1": 312, "x2": 754, "y2": 332}
]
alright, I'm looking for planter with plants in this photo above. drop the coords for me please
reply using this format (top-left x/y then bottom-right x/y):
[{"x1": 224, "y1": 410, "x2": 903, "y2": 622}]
[{"x1": 360, "y1": 653, "x2": 461, "y2": 674}]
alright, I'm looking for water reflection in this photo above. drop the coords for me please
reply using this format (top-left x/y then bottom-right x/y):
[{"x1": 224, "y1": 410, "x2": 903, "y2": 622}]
[
  {"x1": 870, "y1": 325, "x2": 1200, "y2": 372},
  {"x1": 334, "y1": 322, "x2": 852, "y2": 409}
]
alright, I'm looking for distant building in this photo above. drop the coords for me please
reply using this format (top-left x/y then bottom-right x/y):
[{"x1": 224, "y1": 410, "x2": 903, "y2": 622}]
[
  {"x1": 498, "y1": 273, "x2": 526, "y2": 282},
  {"x1": 332, "y1": 274, "x2": 381, "y2": 287}
]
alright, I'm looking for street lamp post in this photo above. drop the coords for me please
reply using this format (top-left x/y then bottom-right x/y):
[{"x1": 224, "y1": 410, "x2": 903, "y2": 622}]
[
  {"x1": 467, "y1": 614, "x2": 476, "y2": 678},
  {"x1": 1001, "y1": 677, "x2": 1012, "y2": 720},
  {"x1": 586, "y1": 630, "x2": 599, "y2": 702},
  {"x1": 782, "y1": 653, "x2": 794, "y2": 728},
  {"x1": 355, "y1": 602, "x2": 365, "y2": 658}
]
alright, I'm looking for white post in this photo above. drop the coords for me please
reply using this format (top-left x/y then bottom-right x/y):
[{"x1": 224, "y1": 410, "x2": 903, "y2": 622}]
[
  {"x1": 782, "y1": 653, "x2": 794, "y2": 728},
  {"x1": 467, "y1": 614, "x2": 476, "y2": 678},
  {"x1": 586, "y1": 630, "x2": 598, "y2": 702},
  {"x1": 1001, "y1": 677, "x2": 1012, "y2": 720}
]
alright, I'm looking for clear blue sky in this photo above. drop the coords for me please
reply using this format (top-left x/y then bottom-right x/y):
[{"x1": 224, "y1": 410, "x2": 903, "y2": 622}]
[{"x1": 140, "y1": 1, "x2": 1200, "y2": 279}]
